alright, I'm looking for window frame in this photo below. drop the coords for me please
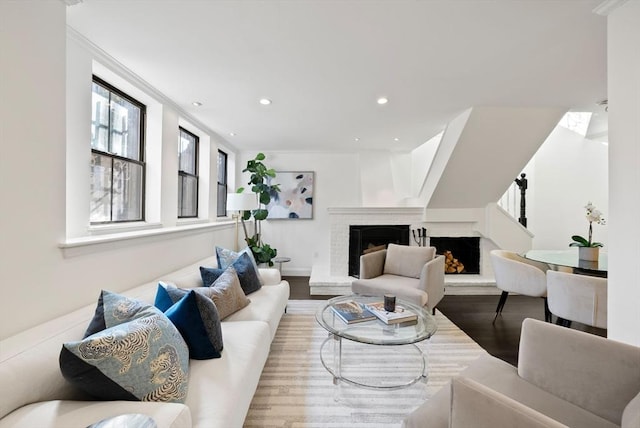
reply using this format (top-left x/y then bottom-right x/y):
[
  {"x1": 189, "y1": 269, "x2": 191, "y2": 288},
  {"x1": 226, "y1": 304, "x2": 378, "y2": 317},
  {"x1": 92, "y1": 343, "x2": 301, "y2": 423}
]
[
  {"x1": 90, "y1": 75, "x2": 146, "y2": 225},
  {"x1": 178, "y1": 126, "x2": 199, "y2": 218},
  {"x1": 217, "y1": 150, "x2": 228, "y2": 217}
]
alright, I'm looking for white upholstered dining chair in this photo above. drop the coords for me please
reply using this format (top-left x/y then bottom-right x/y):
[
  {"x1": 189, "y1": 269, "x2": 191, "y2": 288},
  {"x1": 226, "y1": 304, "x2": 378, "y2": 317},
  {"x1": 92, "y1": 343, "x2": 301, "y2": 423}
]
[
  {"x1": 546, "y1": 270, "x2": 608, "y2": 329},
  {"x1": 490, "y1": 250, "x2": 551, "y2": 323}
]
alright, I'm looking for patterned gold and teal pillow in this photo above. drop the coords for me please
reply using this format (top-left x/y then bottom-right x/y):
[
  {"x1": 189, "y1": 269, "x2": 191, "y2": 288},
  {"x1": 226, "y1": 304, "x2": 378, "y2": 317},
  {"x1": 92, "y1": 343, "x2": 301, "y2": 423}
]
[
  {"x1": 197, "y1": 266, "x2": 250, "y2": 319},
  {"x1": 216, "y1": 246, "x2": 264, "y2": 286},
  {"x1": 60, "y1": 295, "x2": 189, "y2": 403},
  {"x1": 154, "y1": 283, "x2": 223, "y2": 360},
  {"x1": 84, "y1": 290, "x2": 159, "y2": 337}
]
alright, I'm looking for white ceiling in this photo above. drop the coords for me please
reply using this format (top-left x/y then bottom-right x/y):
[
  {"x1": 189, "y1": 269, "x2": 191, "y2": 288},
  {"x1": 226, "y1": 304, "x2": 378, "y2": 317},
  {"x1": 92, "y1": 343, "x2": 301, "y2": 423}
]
[{"x1": 66, "y1": 0, "x2": 607, "y2": 153}]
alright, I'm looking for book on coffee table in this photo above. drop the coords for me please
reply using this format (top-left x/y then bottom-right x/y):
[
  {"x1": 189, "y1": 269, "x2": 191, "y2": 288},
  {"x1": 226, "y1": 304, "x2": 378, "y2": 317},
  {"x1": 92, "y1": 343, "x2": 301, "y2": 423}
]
[
  {"x1": 330, "y1": 300, "x2": 377, "y2": 324},
  {"x1": 364, "y1": 301, "x2": 418, "y2": 324}
]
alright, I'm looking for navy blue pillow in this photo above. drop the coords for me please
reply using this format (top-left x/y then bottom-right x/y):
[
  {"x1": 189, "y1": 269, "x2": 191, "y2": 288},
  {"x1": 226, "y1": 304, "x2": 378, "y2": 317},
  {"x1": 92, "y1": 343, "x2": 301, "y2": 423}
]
[
  {"x1": 199, "y1": 266, "x2": 224, "y2": 287},
  {"x1": 154, "y1": 284, "x2": 223, "y2": 360},
  {"x1": 201, "y1": 252, "x2": 261, "y2": 295}
]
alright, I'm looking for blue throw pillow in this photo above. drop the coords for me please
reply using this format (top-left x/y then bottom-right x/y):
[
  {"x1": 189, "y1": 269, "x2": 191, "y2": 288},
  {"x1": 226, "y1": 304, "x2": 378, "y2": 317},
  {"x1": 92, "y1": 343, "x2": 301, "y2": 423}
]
[
  {"x1": 216, "y1": 246, "x2": 264, "y2": 286},
  {"x1": 60, "y1": 293, "x2": 189, "y2": 403},
  {"x1": 154, "y1": 283, "x2": 223, "y2": 360},
  {"x1": 202, "y1": 252, "x2": 261, "y2": 295}
]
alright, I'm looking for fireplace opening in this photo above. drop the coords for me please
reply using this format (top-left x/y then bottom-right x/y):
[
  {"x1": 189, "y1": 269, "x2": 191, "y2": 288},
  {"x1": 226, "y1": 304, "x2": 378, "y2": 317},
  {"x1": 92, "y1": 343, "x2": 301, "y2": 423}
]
[
  {"x1": 430, "y1": 237, "x2": 480, "y2": 274},
  {"x1": 349, "y1": 225, "x2": 410, "y2": 277}
]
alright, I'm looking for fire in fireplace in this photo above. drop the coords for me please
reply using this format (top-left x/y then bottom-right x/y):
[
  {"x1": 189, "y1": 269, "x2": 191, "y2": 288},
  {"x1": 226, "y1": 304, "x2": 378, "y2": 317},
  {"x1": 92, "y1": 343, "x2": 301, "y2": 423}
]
[
  {"x1": 349, "y1": 225, "x2": 410, "y2": 277},
  {"x1": 430, "y1": 237, "x2": 480, "y2": 274}
]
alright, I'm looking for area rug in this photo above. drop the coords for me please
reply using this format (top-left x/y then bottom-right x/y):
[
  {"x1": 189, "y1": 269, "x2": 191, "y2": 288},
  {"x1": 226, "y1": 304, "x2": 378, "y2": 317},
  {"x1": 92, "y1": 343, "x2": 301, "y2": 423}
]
[{"x1": 244, "y1": 300, "x2": 486, "y2": 427}]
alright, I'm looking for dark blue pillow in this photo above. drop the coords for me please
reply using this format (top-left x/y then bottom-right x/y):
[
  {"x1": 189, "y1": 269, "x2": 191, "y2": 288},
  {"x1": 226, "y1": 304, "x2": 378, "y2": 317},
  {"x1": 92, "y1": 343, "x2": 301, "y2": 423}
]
[
  {"x1": 154, "y1": 283, "x2": 223, "y2": 360},
  {"x1": 200, "y1": 266, "x2": 224, "y2": 287},
  {"x1": 201, "y1": 252, "x2": 261, "y2": 295}
]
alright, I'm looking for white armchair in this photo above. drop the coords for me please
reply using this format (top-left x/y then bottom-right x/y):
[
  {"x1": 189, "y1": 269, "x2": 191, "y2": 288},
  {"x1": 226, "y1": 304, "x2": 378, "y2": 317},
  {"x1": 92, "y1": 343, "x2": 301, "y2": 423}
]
[
  {"x1": 490, "y1": 250, "x2": 550, "y2": 322},
  {"x1": 547, "y1": 270, "x2": 607, "y2": 329},
  {"x1": 350, "y1": 244, "x2": 445, "y2": 314}
]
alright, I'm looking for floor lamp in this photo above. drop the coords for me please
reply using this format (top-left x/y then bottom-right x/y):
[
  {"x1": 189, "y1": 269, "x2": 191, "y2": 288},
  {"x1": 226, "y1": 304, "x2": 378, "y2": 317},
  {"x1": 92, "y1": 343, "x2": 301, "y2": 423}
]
[{"x1": 226, "y1": 193, "x2": 257, "y2": 251}]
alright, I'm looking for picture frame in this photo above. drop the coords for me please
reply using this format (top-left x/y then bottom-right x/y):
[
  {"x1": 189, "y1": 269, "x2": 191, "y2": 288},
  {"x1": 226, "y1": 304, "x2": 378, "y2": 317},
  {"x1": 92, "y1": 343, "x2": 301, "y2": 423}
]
[{"x1": 266, "y1": 171, "x2": 314, "y2": 219}]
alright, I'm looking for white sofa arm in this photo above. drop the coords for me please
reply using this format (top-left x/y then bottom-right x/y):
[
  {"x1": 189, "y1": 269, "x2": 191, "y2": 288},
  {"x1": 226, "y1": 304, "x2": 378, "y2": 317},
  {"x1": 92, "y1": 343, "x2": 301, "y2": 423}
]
[
  {"x1": 518, "y1": 318, "x2": 640, "y2": 426},
  {"x1": 259, "y1": 268, "x2": 281, "y2": 286},
  {"x1": 419, "y1": 255, "x2": 445, "y2": 312},
  {"x1": 450, "y1": 376, "x2": 567, "y2": 428}
]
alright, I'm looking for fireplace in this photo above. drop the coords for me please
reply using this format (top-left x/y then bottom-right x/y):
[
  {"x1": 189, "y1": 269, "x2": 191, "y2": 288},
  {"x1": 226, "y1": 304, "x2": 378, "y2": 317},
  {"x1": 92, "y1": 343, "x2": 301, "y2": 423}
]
[
  {"x1": 430, "y1": 237, "x2": 480, "y2": 274},
  {"x1": 349, "y1": 225, "x2": 410, "y2": 277}
]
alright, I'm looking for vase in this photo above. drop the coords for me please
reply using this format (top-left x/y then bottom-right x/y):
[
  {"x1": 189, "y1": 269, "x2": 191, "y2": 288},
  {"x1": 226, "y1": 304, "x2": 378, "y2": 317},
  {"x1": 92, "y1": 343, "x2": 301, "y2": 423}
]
[{"x1": 578, "y1": 246, "x2": 599, "y2": 262}]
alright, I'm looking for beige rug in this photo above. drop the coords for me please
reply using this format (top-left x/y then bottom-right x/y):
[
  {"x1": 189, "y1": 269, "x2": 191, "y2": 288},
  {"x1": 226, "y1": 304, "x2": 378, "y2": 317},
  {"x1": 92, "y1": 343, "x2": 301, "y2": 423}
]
[{"x1": 244, "y1": 300, "x2": 486, "y2": 427}]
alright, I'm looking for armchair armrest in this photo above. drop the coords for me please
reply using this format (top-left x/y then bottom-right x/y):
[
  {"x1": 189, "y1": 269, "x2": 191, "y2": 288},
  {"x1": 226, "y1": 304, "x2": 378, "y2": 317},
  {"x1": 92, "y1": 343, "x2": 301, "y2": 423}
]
[
  {"x1": 518, "y1": 318, "x2": 640, "y2": 426},
  {"x1": 450, "y1": 376, "x2": 567, "y2": 428},
  {"x1": 359, "y1": 250, "x2": 386, "y2": 279},
  {"x1": 419, "y1": 255, "x2": 445, "y2": 312}
]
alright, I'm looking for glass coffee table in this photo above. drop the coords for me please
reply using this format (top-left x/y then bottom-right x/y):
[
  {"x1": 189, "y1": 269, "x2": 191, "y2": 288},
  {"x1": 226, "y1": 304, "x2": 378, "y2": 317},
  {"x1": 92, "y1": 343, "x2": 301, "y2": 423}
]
[{"x1": 315, "y1": 294, "x2": 437, "y2": 390}]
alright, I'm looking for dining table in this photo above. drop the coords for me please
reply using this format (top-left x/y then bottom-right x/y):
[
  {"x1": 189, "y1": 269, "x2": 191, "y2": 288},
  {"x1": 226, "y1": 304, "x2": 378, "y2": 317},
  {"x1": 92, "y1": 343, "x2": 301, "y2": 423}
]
[{"x1": 522, "y1": 248, "x2": 608, "y2": 277}]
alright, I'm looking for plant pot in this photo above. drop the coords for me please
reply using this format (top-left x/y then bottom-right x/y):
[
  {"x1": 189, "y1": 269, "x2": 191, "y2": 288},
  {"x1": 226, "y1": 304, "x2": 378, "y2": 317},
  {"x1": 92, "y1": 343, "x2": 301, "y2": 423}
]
[{"x1": 579, "y1": 246, "x2": 600, "y2": 262}]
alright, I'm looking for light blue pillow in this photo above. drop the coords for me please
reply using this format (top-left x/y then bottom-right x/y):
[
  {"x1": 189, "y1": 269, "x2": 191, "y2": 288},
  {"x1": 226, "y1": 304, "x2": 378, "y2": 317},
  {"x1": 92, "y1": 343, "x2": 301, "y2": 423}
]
[
  {"x1": 60, "y1": 292, "x2": 189, "y2": 403},
  {"x1": 216, "y1": 246, "x2": 264, "y2": 285}
]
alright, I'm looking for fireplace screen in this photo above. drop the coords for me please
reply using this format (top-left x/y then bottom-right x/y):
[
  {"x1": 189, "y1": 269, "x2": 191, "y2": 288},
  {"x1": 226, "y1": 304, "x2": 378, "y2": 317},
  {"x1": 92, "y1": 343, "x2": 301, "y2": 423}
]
[{"x1": 349, "y1": 225, "x2": 410, "y2": 277}]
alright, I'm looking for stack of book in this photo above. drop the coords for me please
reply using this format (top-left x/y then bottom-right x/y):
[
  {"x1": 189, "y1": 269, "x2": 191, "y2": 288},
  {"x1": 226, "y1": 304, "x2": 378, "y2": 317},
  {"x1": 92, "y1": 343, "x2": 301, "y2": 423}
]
[
  {"x1": 364, "y1": 301, "x2": 418, "y2": 324},
  {"x1": 330, "y1": 300, "x2": 376, "y2": 324}
]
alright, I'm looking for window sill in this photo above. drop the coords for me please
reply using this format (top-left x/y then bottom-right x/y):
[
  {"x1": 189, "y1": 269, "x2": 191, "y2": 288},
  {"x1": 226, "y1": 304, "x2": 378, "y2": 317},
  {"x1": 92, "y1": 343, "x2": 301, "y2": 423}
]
[{"x1": 59, "y1": 220, "x2": 235, "y2": 258}]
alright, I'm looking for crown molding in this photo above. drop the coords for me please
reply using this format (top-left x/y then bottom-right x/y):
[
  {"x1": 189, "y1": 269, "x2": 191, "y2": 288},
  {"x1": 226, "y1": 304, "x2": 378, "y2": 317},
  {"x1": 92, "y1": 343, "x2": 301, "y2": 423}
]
[
  {"x1": 61, "y1": 0, "x2": 83, "y2": 6},
  {"x1": 593, "y1": 0, "x2": 630, "y2": 16}
]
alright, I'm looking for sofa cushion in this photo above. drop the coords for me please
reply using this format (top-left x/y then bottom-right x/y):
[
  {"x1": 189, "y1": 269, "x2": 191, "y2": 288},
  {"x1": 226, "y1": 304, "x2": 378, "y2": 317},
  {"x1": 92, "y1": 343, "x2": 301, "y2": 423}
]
[
  {"x1": 155, "y1": 283, "x2": 223, "y2": 360},
  {"x1": 0, "y1": 400, "x2": 191, "y2": 428},
  {"x1": 622, "y1": 392, "x2": 640, "y2": 428},
  {"x1": 184, "y1": 321, "x2": 271, "y2": 428},
  {"x1": 60, "y1": 299, "x2": 190, "y2": 403},
  {"x1": 216, "y1": 246, "x2": 264, "y2": 286},
  {"x1": 383, "y1": 244, "x2": 435, "y2": 279},
  {"x1": 199, "y1": 266, "x2": 250, "y2": 319}
]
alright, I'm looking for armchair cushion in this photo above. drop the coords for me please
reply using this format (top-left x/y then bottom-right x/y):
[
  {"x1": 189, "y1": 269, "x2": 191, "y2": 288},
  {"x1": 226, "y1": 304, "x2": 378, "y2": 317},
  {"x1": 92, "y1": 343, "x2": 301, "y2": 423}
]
[
  {"x1": 518, "y1": 318, "x2": 640, "y2": 426},
  {"x1": 383, "y1": 244, "x2": 435, "y2": 278},
  {"x1": 450, "y1": 376, "x2": 568, "y2": 428},
  {"x1": 351, "y1": 274, "x2": 428, "y2": 307}
]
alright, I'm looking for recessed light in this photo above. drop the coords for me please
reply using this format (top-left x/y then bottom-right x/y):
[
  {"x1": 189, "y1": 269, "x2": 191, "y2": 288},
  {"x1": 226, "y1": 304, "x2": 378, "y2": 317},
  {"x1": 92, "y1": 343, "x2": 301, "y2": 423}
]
[
  {"x1": 259, "y1": 98, "x2": 272, "y2": 105},
  {"x1": 354, "y1": 137, "x2": 360, "y2": 142},
  {"x1": 229, "y1": 132, "x2": 236, "y2": 137},
  {"x1": 377, "y1": 97, "x2": 388, "y2": 105},
  {"x1": 394, "y1": 137, "x2": 400, "y2": 142},
  {"x1": 192, "y1": 101, "x2": 202, "y2": 107}
]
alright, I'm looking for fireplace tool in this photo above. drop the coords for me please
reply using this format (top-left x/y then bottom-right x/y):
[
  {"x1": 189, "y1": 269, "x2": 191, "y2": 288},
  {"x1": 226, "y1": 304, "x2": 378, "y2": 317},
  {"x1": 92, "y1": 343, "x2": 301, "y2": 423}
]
[{"x1": 412, "y1": 227, "x2": 427, "y2": 247}]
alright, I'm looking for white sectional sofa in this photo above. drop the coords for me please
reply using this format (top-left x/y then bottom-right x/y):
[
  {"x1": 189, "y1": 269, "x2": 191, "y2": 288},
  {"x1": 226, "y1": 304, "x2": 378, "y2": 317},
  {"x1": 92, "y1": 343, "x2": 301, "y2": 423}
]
[{"x1": 0, "y1": 255, "x2": 290, "y2": 428}]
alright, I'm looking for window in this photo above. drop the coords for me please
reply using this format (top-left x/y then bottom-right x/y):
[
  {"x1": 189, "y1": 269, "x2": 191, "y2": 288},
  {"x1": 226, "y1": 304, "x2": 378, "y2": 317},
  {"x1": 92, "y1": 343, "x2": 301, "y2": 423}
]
[
  {"x1": 178, "y1": 127, "x2": 199, "y2": 218},
  {"x1": 217, "y1": 150, "x2": 228, "y2": 217},
  {"x1": 90, "y1": 76, "x2": 145, "y2": 223}
]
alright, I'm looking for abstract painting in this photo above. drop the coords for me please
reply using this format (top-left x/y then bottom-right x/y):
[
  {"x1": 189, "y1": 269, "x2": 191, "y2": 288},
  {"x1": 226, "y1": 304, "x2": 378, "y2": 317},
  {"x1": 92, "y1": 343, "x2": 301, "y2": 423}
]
[{"x1": 266, "y1": 171, "x2": 314, "y2": 219}]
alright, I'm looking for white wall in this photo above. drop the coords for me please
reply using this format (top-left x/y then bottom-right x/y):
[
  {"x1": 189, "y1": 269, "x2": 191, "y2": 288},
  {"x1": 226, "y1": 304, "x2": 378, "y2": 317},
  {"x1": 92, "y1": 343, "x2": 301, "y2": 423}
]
[
  {"x1": 607, "y1": 0, "x2": 640, "y2": 346},
  {"x1": 0, "y1": 3, "x2": 235, "y2": 340},
  {"x1": 238, "y1": 151, "x2": 361, "y2": 274},
  {"x1": 529, "y1": 126, "x2": 609, "y2": 250}
]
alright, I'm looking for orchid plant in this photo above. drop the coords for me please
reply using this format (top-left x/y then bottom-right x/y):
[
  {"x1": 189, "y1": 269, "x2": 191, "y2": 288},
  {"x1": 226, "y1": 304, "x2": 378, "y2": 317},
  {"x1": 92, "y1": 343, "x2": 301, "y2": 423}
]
[{"x1": 570, "y1": 202, "x2": 606, "y2": 248}]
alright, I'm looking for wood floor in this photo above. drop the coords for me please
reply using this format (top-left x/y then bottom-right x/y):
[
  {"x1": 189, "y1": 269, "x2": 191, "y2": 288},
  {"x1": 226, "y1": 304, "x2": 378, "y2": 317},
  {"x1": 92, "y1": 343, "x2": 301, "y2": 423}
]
[{"x1": 285, "y1": 276, "x2": 606, "y2": 367}]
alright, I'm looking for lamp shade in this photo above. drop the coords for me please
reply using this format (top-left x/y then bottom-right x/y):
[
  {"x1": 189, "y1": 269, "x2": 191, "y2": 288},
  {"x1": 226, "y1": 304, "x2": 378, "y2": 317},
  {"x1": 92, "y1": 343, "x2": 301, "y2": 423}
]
[{"x1": 226, "y1": 193, "x2": 257, "y2": 212}]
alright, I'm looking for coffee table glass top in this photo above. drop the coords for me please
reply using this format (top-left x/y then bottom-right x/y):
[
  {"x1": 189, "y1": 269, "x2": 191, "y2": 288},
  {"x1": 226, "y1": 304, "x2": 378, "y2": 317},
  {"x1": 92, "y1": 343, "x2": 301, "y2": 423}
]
[{"x1": 315, "y1": 294, "x2": 437, "y2": 346}]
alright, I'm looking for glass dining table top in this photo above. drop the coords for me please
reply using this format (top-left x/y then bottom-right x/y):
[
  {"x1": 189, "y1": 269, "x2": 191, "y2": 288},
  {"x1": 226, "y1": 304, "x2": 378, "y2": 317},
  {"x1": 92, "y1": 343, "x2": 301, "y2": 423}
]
[{"x1": 523, "y1": 249, "x2": 607, "y2": 274}]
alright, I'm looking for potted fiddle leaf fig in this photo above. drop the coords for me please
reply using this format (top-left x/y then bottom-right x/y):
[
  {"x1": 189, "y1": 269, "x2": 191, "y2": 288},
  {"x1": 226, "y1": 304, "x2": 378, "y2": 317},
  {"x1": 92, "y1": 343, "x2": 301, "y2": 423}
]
[{"x1": 239, "y1": 153, "x2": 280, "y2": 266}]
